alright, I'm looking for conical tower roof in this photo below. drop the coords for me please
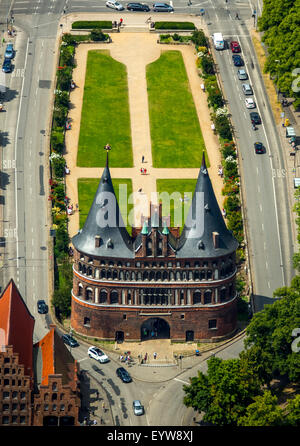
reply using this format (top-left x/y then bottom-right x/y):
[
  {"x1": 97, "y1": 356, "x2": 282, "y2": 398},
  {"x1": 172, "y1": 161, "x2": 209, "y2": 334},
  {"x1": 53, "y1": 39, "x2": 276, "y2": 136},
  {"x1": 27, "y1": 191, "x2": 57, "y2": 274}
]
[
  {"x1": 72, "y1": 153, "x2": 134, "y2": 258},
  {"x1": 176, "y1": 153, "x2": 238, "y2": 258}
]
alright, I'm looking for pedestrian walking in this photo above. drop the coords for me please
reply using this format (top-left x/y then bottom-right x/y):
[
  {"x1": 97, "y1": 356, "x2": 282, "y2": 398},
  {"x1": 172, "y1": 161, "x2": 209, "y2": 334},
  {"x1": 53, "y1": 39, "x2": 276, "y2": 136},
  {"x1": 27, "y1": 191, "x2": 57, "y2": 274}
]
[
  {"x1": 144, "y1": 168, "x2": 147, "y2": 174},
  {"x1": 144, "y1": 352, "x2": 148, "y2": 362},
  {"x1": 142, "y1": 155, "x2": 145, "y2": 163},
  {"x1": 96, "y1": 390, "x2": 99, "y2": 399},
  {"x1": 138, "y1": 188, "x2": 142, "y2": 192},
  {"x1": 153, "y1": 352, "x2": 157, "y2": 360},
  {"x1": 140, "y1": 168, "x2": 143, "y2": 174},
  {"x1": 120, "y1": 17, "x2": 123, "y2": 25}
]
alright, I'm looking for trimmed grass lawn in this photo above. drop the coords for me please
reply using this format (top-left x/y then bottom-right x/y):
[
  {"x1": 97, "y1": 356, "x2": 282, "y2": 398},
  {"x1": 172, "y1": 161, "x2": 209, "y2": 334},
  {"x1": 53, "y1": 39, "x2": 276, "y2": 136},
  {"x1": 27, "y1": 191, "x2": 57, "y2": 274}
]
[
  {"x1": 147, "y1": 51, "x2": 207, "y2": 168},
  {"x1": 156, "y1": 179, "x2": 197, "y2": 231},
  {"x1": 77, "y1": 50, "x2": 133, "y2": 168},
  {"x1": 78, "y1": 178, "x2": 133, "y2": 235}
]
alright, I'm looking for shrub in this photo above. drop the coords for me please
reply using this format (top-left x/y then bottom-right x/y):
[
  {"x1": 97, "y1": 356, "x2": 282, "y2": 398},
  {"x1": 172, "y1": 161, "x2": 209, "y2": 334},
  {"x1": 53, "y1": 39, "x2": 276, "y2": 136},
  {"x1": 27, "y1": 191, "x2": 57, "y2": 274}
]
[
  {"x1": 191, "y1": 29, "x2": 207, "y2": 47},
  {"x1": 155, "y1": 22, "x2": 195, "y2": 30},
  {"x1": 90, "y1": 28, "x2": 107, "y2": 41},
  {"x1": 60, "y1": 45, "x2": 75, "y2": 67},
  {"x1": 51, "y1": 155, "x2": 66, "y2": 179},
  {"x1": 72, "y1": 20, "x2": 112, "y2": 29},
  {"x1": 53, "y1": 105, "x2": 68, "y2": 127},
  {"x1": 51, "y1": 127, "x2": 64, "y2": 154},
  {"x1": 201, "y1": 55, "x2": 215, "y2": 75},
  {"x1": 55, "y1": 90, "x2": 69, "y2": 109},
  {"x1": 62, "y1": 33, "x2": 90, "y2": 44},
  {"x1": 207, "y1": 88, "x2": 224, "y2": 109},
  {"x1": 56, "y1": 66, "x2": 72, "y2": 91},
  {"x1": 215, "y1": 114, "x2": 232, "y2": 140},
  {"x1": 224, "y1": 195, "x2": 240, "y2": 214},
  {"x1": 173, "y1": 33, "x2": 181, "y2": 41}
]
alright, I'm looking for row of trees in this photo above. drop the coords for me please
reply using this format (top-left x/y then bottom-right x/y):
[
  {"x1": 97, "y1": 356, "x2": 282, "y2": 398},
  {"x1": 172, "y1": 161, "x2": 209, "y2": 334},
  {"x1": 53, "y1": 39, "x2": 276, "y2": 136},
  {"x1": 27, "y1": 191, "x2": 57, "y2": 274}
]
[
  {"x1": 258, "y1": 0, "x2": 300, "y2": 109},
  {"x1": 183, "y1": 284, "x2": 300, "y2": 425}
]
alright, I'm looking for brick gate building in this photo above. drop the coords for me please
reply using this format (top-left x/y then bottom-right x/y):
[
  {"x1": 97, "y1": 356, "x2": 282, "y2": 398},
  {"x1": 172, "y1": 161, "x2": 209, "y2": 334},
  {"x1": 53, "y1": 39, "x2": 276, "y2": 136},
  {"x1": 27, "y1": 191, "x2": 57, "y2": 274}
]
[{"x1": 70, "y1": 154, "x2": 239, "y2": 342}]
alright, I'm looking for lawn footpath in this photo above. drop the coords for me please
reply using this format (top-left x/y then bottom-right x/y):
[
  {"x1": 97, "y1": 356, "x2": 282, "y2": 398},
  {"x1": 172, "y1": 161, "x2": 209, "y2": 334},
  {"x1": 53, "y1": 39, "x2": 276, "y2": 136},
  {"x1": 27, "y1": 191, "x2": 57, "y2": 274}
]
[
  {"x1": 147, "y1": 51, "x2": 206, "y2": 168},
  {"x1": 77, "y1": 50, "x2": 133, "y2": 168}
]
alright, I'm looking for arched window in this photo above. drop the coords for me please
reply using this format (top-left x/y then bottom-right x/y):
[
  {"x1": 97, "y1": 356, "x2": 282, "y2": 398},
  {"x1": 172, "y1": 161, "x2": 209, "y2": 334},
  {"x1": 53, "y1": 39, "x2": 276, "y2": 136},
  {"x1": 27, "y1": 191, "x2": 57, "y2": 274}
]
[
  {"x1": 163, "y1": 271, "x2": 169, "y2": 281},
  {"x1": 110, "y1": 290, "x2": 119, "y2": 304},
  {"x1": 193, "y1": 290, "x2": 201, "y2": 304},
  {"x1": 82, "y1": 264, "x2": 87, "y2": 275},
  {"x1": 113, "y1": 270, "x2": 118, "y2": 280},
  {"x1": 207, "y1": 270, "x2": 212, "y2": 280},
  {"x1": 107, "y1": 270, "x2": 112, "y2": 280},
  {"x1": 143, "y1": 271, "x2": 149, "y2": 281},
  {"x1": 100, "y1": 289, "x2": 107, "y2": 303},
  {"x1": 87, "y1": 266, "x2": 93, "y2": 277},
  {"x1": 85, "y1": 288, "x2": 93, "y2": 301},
  {"x1": 84, "y1": 317, "x2": 90, "y2": 327},
  {"x1": 101, "y1": 269, "x2": 106, "y2": 279},
  {"x1": 204, "y1": 290, "x2": 212, "y2": 304},
  {"x1": 78, "y1": 263, "x2": 83, "y2": 273},
  {"x1": 78, "y1": 283, "x2": 83, "y2": 296},
  {"x1": 200, "y1": 270, "x2": 206, "y2": 280},
  {"x1": 194, "y1": 270, "x2": 200, "y2": 280},
  {"x1": 149, "y1": 271, "x2": 155, "y2": 281},
  {"x1": 156, "y1": 271, "x2": 162, "y2": 281}
]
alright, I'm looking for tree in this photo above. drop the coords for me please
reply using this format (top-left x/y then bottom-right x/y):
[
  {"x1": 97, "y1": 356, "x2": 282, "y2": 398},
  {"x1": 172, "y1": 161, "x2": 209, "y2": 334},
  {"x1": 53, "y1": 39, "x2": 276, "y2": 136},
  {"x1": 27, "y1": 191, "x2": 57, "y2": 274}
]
[
  {"x1": 242, "y1": 279, "x2": 300, "y2": 384},
  {"x1": 183, "y1": 356, "x2": 262, "y2": 425},
  {"x1": 238, "y1": 390, "x2": 284, "y2": 426},
  {"x1": 191, "y1": 29, "x2": 207, "y2": 47},
  {"x1": 90, "y1": 28, "x2": 106, "y2": 41},
  {"x1": 284, "y1": 395, "x2": 300, "y2": 426}
]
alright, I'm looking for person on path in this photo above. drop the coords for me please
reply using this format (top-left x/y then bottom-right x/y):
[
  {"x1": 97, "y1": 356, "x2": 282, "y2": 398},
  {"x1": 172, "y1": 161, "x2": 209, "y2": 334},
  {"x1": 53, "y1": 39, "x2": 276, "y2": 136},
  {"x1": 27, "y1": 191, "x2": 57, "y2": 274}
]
[
  {"x1": 144, "y1": 352, "x2": 148, "y2": 362},
  {"x1": 142, "y1": 155, "x2": 144, "y2": 163},
  {"x1": 153, "y1": 352, "x2": 157, "y2": 360},
  {"x1": 120, "y1": 18, "x2": 123, "y2": 25},
  {"x1": 144, "y1": 168, "x2": 147, "y2": 174}
]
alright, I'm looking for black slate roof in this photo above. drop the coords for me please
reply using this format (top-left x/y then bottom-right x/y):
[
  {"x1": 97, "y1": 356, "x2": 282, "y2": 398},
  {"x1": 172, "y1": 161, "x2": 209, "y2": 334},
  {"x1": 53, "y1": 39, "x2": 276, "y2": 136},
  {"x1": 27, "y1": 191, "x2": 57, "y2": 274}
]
[
  {"x1": 72, "y1": 155, "x2": 134, "y2": 258},
  {"x1": 176, "y1": 153, "x2": 238, "y2": 258}
]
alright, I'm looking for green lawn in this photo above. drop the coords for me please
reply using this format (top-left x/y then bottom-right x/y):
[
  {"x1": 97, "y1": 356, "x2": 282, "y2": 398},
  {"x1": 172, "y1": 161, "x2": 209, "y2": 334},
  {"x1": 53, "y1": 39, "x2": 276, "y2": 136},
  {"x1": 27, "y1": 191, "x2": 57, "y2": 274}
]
[
  {"x1": 77, "y1": 50, "x2": 133, "y2": 168},
  {"x1": 147, "y1": 51, "x2": 207, "y2": 168},
  {"x1": 78, "y1": 178, "x2": 133, "y2": 235},
  {"x1": 156, "y1": 179, "x2": 198, "y2": 231}
]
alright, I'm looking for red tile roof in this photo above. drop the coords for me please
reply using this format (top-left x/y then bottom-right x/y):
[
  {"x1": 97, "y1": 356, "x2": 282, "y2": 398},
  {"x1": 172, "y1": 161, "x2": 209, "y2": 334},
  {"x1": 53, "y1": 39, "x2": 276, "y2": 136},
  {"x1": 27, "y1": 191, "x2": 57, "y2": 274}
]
[{"x1": 0, "y1": 279, "x2": 35, "y2": 377}]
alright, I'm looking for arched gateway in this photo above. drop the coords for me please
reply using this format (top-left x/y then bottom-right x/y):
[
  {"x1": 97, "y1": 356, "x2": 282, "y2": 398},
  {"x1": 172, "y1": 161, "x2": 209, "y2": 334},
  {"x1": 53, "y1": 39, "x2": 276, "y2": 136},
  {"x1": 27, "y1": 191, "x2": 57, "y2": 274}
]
[{"x1": 141, "y1": 318, "x2": 170, "y2": 340}]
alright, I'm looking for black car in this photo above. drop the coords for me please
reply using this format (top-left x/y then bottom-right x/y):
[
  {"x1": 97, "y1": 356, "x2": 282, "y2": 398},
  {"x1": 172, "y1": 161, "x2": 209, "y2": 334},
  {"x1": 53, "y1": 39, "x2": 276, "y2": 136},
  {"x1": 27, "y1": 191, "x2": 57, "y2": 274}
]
[
  {"x1": 127, "y1": 2, "x2": 150, "y2": 10},
  {"x1": 232, "y1": 54, "x2": 243, "y2": 66},
  {"x1": 116, "y1": 367, "x2": 132, "y2": 383},
  {"x1": 62, "y1": 334, "x2": 79, "y2": 347},
  {"x1": 250, "y1": 112, "x2": 261, "y2": 125},
  {"x1": 37, "y1": 299, "x2": 48, "y2": 314},
  {"x1": 254, "y1": 142, "x2": 264, "y2": 154}
]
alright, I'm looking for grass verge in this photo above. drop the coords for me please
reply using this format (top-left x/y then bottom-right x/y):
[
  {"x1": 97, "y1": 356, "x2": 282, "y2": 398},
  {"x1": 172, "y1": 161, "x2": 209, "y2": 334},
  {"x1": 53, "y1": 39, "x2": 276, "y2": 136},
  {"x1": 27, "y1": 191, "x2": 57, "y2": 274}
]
[
  {"x1": 77, "y1": 50, "x2": 133, "y2": 167},
  {"x1": 147, "y1": 51, "x2": 206, "y2": 168}
]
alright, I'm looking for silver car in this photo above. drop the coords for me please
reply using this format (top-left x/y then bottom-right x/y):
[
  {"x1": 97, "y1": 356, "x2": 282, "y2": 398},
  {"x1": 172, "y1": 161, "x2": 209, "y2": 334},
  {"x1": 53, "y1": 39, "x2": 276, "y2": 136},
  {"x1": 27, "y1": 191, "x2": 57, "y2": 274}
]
[
  {"x1": 106, "y1": 0, "x2": 124, "y2": 10},
  {"x1": 242, "y1": 83, "x2": 253, "y2": 95},
  {"x1": 133, "y1": 400, "x2": 144, "y2": 416},
  {"x1": 237, "y1": 69, "x2": 248, "y2": 80}
]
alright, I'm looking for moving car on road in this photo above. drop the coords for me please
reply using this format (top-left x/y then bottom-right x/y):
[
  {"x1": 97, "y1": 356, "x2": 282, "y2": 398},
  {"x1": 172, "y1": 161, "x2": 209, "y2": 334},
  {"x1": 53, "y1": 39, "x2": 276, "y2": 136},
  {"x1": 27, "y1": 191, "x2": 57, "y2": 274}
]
[
  {"x1": 2, "y1": 58, "x2": 12, "y2": 73},
  {"x1": 254, "y1": 142, "x2": 264, "y2": 154},
  {"x1": 37, "y1": 299, "x2": 48, "y2": 314},
  {"x1": 106, "y1": 0, "x2": 124, "y2": 10},
  {"x1": 133, "y1": 400, "x2": 144, "y2": 415},
  {"x1": 127, "y1": 2, "x2": 150, "y2": 10},
  {"x1": 237, "y1": 69, "x2": 248, "y2": 80},
  {"x1": 242, "y1": 83, "x2": 253, "y2": 95},
  {"x1": 245, "y1": 98, "x2": 256, "y2": 108},
  {"x1": 152, "y1": 2, "x2": 174, "y2": 12},
  {"x1": 116, "y1": 367, "x2": 132, "y2": 383},
  {"x1": 230, "y1": 41, "x2": 241, "y2": 53},
  {"x1": 250, "y1": 111, "x2": 261, "y2": 125},
  {"x1": 232, "y1": 54, "x2": 243, "y2": 66},
  {"x1": 62, "y1": 334, "x2": 79, "y2": 347},
  {"x1": 4, "y1": 43, "x2": 14, "y2": 59},
  {"x1": 213, "y1": 32, "x2": 224, "y2": 50},
  {"x1": 88, "y1": 346, "x2": 109, "y2": 363}
]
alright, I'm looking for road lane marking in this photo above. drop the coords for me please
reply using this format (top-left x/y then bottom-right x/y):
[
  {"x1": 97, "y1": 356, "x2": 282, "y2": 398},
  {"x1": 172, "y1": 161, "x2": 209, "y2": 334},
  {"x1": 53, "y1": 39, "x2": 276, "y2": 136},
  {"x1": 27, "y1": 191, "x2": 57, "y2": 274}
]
[{"x1": 174, "y1": 378, "x2": 189, "y2": 385}]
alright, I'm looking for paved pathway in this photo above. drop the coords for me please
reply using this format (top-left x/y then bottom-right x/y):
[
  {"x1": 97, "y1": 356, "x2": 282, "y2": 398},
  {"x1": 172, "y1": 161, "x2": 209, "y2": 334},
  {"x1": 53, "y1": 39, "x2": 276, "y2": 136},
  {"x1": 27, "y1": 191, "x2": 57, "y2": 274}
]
[{"x1": 63, "y1": 16, "x2": 224, "y2": 238}]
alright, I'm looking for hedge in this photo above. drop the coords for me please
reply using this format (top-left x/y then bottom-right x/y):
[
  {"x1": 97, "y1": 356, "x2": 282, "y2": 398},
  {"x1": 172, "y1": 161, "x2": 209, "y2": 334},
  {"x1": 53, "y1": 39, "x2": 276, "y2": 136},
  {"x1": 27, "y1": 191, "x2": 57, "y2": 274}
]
[
  {"x1": 155, "y1": 22, "x2": 196, "y2": 30},
  {"x1": 72, "y1": 21, "x2": 112, "y2": 30}
]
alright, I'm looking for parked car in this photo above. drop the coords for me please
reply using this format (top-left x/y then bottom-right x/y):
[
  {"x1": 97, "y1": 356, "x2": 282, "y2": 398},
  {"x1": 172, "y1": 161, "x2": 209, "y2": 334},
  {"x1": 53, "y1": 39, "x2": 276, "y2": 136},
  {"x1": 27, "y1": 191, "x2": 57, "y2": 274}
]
[
  {"x1": 245, "y1": 98, "x2": 256, "y2": 108},
  {"x1": 230, "y1": 41, "x2": 241, "y2": 53},
  {"x1": 116, "y1": 367, "x2": 132, "y2": 383},
  {"x1": 62, "y1": 334, "x2": 79, "y2": 347},
  {"x1": 132, "y1": 400, "x2": 144, "y2": 415},
  {"x1": 242, "y1": 83, "x2": 253, "y2": 95},
  {"x1": 88, "y1": 346, "x2": 109, "y2": 363},
  {"x1": 237, "y1": 69, "x2": 248, "y2": 80},
  {"x1": 37, "y1": 299, "x2": 48, "y2": 314},
  {"x1": 250, "y1": 111, "x2": 261, "y2": 125},
  {"x1": 232, "y1": 54, "x2": 243, "y2": 66},
  {"x1": 254, "y1": 142, "x2": 264, "y2": 154},
  {"x1": 152, "y1": 2, "x2": 174, "y2": 12},
  {"x1": 106, "y1": 0, "x2": 124, "y2": 10},
  {"x1": 2, "y1": 58, "x2": 12, "y2": 73},
  {"x1": 4, "y1": 43, "x2": 14, "y2": 59},
  {"x1": 127, "y1": 2, "x2": 150, "y2": 10}
]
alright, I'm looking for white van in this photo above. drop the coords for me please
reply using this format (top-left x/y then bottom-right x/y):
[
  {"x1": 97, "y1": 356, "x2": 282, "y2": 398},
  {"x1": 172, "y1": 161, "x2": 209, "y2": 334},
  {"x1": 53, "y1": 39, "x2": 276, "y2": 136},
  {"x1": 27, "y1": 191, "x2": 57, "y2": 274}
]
[{"x1": 213, "y1": 33, "x2": 224, "y2": 50}]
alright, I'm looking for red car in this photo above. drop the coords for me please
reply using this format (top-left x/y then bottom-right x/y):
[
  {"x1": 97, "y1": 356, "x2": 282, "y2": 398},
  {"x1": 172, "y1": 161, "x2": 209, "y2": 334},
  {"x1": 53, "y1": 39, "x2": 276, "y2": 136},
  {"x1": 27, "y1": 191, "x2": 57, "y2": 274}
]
[{"x1": 230, "y1": 41, "x2": 241, "y2": 53}]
